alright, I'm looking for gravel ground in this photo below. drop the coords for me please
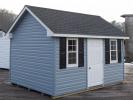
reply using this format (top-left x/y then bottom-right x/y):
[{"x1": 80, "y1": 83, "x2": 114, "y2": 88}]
[{"x1": 0, "y1": 64, "x2": 133, "y2": 100}]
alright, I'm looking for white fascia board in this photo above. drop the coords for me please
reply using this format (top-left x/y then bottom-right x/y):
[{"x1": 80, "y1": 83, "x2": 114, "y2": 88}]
[
  {"x1": 7, "y1": 7, "x2": 27, "y2": 34},
  {"x1": 51, "y1": 33, "x2": 129, "y2": 39},
  {"x1": 7, "y1": 6, "x2": 54, "y2": 36}
]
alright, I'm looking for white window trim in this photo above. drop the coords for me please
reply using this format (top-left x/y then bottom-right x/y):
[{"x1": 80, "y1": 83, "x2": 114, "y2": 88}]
[
  {"x1": 66, "y1": 38, "x2": 78, "y2": 68},
  {"x1": 110, "y1": 39, "x2": 118, "y2": 63}
]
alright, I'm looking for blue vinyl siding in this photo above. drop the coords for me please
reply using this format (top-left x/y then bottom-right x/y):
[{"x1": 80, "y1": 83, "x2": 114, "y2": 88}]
[
  {"x1": 10, "y1": 11, "x2": 55, "y2": 95},
  {"x1": 54, "y1": 38, "x2": 87, "y2": 96},
  {"x1": 104, "y1": 40, "x2": 124, "y2": 84},
  {"x1": 104, "y1": 63, "x2": 124, "y2": 84},
  {"x1": 54, "y1": 38, "x2": 124, "y2": 95}
]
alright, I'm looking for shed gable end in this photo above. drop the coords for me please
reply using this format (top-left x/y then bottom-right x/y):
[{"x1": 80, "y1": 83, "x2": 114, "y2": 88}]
[
  {"x1": 10, "y1": 12, "x2": 55, "y2": 95},
  {"x1": 9, "y1": 7, "x2": 54, "y2": 36}
]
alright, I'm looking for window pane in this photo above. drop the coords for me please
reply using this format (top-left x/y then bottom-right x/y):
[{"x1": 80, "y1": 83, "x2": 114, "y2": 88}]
[
  {"x1": 68, "y1": 46, "x2": 73, "y2": 51},
  {"x1": 68, "y1": 40, "x2": 73, "y2": 45},
  {"x1": 111, "y1": 41, "x2": 116, "y2": 46},
  {"x1": 111, "y1": 55, "x2": 116, "y2": 60},
  {"x1": 111, "y1": 51, "x2": 116, "y2": 56},
  {"x1": 72, "y1": 40, "x2": 76, "y2": 45},
  {"x1": 68, "y1": 58, "x2": 76, "y2": 64},
  {"x1": 69, "y1": 53, "x2": 76, "y2": 58},
  {"x1": 68, "y1": 39, "x2": 77, "y2": 51},
  {"x1": 73, "y1": 45, "x2": 76, "y2": 51},
  {"x1": 111, "y1": 51, "x2": 116, "y2": 60},
  {"x1": 68, "y1": 53, "x2": 76, "y2": 64},
  {"x1": 111, "y1": 45, "x2": 116, "y2": 50},
  {"x1": 68, "y1": 58, "x2": 72, "y2": 64},
  {"x1": 72, "y1": 58, "x2": 76, "y2": 64}
]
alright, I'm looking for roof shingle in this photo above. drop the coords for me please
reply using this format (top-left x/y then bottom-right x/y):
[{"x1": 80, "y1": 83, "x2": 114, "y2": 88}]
[{"x1": 27, "y1": 5, "x2": 127, "y2": 37}]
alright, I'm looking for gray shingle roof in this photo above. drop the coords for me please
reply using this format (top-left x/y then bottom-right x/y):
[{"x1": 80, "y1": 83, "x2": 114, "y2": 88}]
[{"x1": 27, "y1": 5, "x2": 127, "y2": 37}]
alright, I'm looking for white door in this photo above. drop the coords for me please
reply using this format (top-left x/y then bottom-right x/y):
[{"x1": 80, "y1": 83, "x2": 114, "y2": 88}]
[{"x1": 87, "y1": 39, "x2": 103, "y2": 87}]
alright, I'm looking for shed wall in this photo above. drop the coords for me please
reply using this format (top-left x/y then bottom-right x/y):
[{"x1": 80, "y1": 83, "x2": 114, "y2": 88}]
[
  {"x1": 54, "y1": 38, "x2": 124, "y2": 96},
  {"x1": 0, "y1": 35, "x2": 10, "y2": 69},
  {"x1": 10, "y1": 11, "x2": 55, "y2": 95}
]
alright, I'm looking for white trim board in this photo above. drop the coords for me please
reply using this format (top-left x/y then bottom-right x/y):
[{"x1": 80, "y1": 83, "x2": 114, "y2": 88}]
[
  {"x1": 52, "y1": 33, "x2": 129, "y2": 39},
  {"x1": 7, "y1": 7, "x2": 26, "y2": 34}
]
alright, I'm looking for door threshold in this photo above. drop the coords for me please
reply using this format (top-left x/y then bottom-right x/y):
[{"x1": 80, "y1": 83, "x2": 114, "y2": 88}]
[{"x1": 88, "y1": 84, "x2": 103, "y2": 91}]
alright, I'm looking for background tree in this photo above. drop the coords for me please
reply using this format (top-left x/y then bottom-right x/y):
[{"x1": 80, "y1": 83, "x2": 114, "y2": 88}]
[
  {"x1": 111, "y1": 20, "x2": 124, "y2": 32},
  {"x1": 0, "y1": 9, "x2": 16, "y2": 32}
]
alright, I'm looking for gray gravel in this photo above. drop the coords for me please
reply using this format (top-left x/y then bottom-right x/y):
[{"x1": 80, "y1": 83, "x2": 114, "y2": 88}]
[{"x1": 0, "y1": 64, "x2": 133, "y2": 100}]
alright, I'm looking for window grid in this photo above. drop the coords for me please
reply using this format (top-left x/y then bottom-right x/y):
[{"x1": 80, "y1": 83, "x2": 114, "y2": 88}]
[
  {"x1": 67, "y1": 38, "x2": 78, "y2": 67},
  {"x1": 110, "y1": 39, "x2": 118, "y2": 63}
]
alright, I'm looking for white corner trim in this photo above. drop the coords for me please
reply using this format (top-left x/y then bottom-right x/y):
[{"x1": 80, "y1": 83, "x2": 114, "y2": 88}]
[
  {"x1": 51, "y1": 33, "x2": 129, "y2": 39},
  {"x1": 7, "y1": 6, "x2": 54, "y2": 36}
]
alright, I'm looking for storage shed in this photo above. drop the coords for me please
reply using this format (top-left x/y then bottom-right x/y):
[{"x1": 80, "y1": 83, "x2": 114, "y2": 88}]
[
  {"x1": 0, "y1": 30, "x2": 10, "y2": 69},
  {"x1": 8, "y1": 5, "x2": 129, "y2": 96}
]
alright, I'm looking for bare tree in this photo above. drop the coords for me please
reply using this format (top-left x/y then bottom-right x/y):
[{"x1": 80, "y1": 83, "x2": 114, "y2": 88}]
[
  {"x1": 0, "y1": 9, "x2": 16, "y2": 32},
  {"x1": 111, "y1": 20, "x2": 124, "y2": 32}
]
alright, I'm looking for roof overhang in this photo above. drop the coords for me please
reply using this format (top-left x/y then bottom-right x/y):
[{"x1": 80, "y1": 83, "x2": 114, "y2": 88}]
[
  {"x1": 51, "y1": 33, "x2": 129, "y2": 39},
  {"x1": 7, "y1": 6, "x2": 54, "y2": 36}
]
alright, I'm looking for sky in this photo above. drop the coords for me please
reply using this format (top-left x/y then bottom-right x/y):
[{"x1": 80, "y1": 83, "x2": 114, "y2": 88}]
[{"x1": 0, "y1": 0, "x2": 133, "y2": 22}]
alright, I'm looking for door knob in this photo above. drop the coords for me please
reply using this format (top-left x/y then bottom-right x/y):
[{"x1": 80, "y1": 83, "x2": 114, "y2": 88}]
[{"x1": 89, "y1": 67, "x2": 91, "y2": 69}]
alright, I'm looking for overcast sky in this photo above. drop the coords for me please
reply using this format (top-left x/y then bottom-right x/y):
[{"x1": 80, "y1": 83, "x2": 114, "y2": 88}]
[{"x1": 0, "y1": 0, "x2": 133, "y2": 22}]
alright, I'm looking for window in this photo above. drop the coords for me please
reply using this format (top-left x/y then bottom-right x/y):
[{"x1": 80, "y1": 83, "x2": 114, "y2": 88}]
[
  {"x1": 110, "y1": 39, "x2": 118, "y2": 63},
  {"x1": 66, "y1": 38, "x2": 78, "y2": 67}
]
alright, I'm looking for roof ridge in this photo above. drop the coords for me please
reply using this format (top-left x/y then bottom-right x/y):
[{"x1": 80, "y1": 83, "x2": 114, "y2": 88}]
[{"x1": 26, "y1": 5, "x2": 100, "y2": 17}]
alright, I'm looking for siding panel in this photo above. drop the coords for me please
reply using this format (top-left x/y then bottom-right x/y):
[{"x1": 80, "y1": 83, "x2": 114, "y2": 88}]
[
  {"x1": 54, "y1": 38, "x2": 87, "y2": 96},
  {"x1": 10, "y1": 12, "x2": 55, "y2": 95},
  {"x1": 0, "y1": 36, "x2": 10, "y2": 69}
]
